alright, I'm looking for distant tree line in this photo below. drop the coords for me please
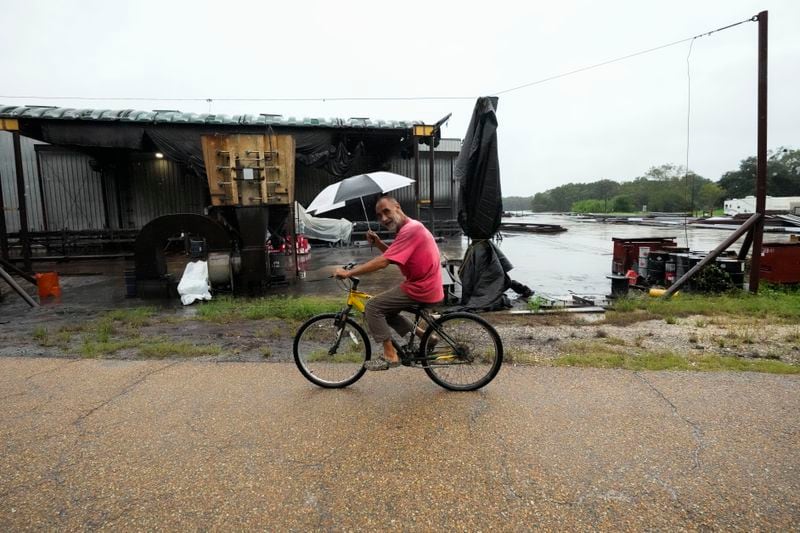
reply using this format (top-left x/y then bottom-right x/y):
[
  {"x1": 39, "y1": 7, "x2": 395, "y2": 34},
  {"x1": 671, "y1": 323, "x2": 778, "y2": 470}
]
[{"x1": 503, "y1": 147, "x2": 799, "y2": 213}]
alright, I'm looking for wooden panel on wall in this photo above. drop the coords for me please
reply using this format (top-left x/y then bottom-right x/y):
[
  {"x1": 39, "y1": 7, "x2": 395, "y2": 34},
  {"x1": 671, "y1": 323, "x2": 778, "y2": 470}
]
[{"x1": 201, "y1": 134, "x2": 295, "y2": 207}]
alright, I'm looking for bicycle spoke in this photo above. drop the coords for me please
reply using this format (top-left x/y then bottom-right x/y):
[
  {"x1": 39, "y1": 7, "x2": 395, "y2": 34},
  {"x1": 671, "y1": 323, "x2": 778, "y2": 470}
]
[
  {"x1": 422, "y1": 313, "x2": 503, "y2": 391},
  {"x1": 294, "y1": 314, "x2": 369, "y2": 388}
]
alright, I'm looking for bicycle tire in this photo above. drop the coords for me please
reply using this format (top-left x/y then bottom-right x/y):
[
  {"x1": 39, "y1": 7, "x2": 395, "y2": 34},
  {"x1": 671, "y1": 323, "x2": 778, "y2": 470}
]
[
  {"x1": 420, "y1": 312, "x2": 503, "y2": 391},
  {"x1": 293, "y1": 313, "x2": 370, "y2": 388}
]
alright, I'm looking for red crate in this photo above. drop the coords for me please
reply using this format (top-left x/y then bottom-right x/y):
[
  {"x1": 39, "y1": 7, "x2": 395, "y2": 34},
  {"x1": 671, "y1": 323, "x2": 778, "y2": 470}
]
[
  {"x1": 611, "y1": 237, "x2": 678, "y2": 275},
  {"x1": 760, "y1": 243, "x2": 800, "y2": 283}
]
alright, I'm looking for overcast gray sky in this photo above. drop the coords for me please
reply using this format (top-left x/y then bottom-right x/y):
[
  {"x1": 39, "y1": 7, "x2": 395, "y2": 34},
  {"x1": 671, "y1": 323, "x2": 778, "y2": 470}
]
[{"x1": 1, "y1": 0, "x2": 797, "y2": 196}]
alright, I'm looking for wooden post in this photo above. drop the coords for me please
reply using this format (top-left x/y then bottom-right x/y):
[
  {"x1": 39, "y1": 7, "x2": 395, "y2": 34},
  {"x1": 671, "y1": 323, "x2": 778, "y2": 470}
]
[{"x1": 748, "y1": 10, "x2": 768, "y2": 293}]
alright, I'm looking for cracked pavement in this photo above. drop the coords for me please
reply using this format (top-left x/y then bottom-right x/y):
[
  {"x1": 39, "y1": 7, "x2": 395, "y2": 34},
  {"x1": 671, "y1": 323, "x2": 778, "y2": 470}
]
[{"x1": 1, "y1": 358, "x2": 798, "y2": 530}]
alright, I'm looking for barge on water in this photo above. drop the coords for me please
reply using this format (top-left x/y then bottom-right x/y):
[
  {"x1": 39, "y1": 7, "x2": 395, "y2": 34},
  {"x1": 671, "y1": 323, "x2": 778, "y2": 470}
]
[{"x1": 499, "y1": 222, "x2": 567, "y2": 234}]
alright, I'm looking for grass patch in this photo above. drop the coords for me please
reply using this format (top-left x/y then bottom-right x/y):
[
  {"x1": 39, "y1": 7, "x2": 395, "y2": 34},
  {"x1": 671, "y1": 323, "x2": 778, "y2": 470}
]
[
  {"x1": 610, "y1": 290, "x2": 800, "y2": 322},
  {"x1": 105, "y1": 307, "x2": 158, "y2": 327},
  {"x1": 81, "y1": 336, "x2": 221, "y2": 359},
  {"x1": 552, "y1": 341, "x2": 800, "y2": 374},
  {"x1": 138, "y1": 341, "x2": 221, "y2": 358},
  {"x1": 81, "y1": 339, "x2": 141, "y2": 358},
  {"x1": 33, "y1": 326, "x2": 49, "y2": 345},
  {"x1": 527, "y1": 296, "x2": 546, "y2": 312},
  {"x1": 196, "y1": 296, "x2": 341, "y2": 323}
]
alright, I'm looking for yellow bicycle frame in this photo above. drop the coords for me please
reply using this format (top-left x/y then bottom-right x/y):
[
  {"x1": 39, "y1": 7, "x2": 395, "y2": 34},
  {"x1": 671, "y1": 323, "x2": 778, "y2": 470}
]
[{"x1": 346, "y1": 290, "x2": 371, "y2": 313}]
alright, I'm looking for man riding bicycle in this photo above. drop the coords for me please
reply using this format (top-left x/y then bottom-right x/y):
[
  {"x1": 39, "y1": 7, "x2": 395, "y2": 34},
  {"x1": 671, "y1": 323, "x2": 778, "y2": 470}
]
[{"x1": 333, "y1": 195, "x2": 443, "y2": 371}]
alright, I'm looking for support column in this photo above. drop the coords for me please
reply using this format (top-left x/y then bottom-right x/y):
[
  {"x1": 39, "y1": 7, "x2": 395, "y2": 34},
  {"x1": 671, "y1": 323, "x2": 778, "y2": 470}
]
[
  {"x1": 413, "y1": 141, "x2": 420, "y2": 220},
  {"x1": 429, "y1": 136, "x2": 435, "y2": 233},
  {"x1": 12, "y1": 132, "x2": 32, "y2": 271},
  {"x1": 0, "y1": 166, "x2": 8, "y2": 260}
]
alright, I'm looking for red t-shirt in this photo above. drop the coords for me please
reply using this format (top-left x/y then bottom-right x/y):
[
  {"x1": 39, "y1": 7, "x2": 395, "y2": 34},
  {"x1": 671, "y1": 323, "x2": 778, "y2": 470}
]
[{"x1": 383, "y1": 219, "x2": 444, "y2": 303}]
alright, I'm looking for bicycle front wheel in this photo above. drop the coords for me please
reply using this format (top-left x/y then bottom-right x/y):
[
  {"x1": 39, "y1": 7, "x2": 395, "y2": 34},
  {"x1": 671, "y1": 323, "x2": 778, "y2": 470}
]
[
  {"x1": 421, "y1": 312, "x2": 503, "y2": 391},
  {"x1": 293, "y1": 313, "x2": 370, "y2": 388}
]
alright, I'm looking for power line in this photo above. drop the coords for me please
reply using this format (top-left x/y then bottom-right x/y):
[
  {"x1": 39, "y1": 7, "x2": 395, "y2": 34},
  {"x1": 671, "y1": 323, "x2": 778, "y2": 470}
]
[
  {"x1": 493, "y1": 15, "x2": 756, "y2": 96},
  {"x1": 0, "y1": 15, "x2": 757, "y2": 105}
]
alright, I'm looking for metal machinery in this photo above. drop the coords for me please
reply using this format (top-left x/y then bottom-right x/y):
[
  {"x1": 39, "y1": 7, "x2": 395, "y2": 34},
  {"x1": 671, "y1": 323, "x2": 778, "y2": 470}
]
[{"x1": 134, "y1": 133, "x2": 295, "y2": 296}]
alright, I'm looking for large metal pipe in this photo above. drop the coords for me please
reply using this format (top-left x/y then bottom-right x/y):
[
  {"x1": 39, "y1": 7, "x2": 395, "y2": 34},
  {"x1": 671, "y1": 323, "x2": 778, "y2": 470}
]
[
  {"x1": 0, "y1": 265, "x2": 38, "y2": 307},
  {"x1": 748, "y1": 10, "x2": 768, "y2": 293}
]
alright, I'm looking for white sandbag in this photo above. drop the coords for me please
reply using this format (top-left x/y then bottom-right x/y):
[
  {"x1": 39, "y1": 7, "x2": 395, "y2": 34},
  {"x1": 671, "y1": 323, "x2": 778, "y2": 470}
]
[{"x1": 178, "y1": 260, "x2": 212, "y2": 305}]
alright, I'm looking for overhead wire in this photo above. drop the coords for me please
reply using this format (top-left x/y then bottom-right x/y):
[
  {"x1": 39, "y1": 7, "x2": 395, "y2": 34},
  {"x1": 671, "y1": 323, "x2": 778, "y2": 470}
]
[{"x1": 0, "y1": 16, "x2": 758, "y2": 105}]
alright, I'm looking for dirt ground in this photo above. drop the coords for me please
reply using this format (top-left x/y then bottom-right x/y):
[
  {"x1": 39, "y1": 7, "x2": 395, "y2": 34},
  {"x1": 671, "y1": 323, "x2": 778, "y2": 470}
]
[
  {"x1": 2, "y1": 295, "x2": 798, "y2": 367},
  {"x1": 1, "y1": 257, "x2": 798, "y2": 367}
]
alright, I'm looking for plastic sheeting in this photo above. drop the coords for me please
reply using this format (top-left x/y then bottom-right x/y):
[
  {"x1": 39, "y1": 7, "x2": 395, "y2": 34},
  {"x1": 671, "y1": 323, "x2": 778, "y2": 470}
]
[
  {"x1": 457, "y1": 240, "x2": 513, "y2": 311},
  {"x1": 177, "y1": 260, "x2": 212, "y2": 305},
  {"x1": 453, "y1": 98, "x2": 514, "y2": 312},
  {"x1": 295, "y1": 202, "x2": 352, "y2": 243}
]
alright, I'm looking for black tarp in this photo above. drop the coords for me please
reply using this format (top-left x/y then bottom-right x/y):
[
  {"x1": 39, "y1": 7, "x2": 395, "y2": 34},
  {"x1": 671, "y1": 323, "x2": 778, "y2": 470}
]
[
  {"x1": 453, "y1": 97, "x2": 531, "y2": 311},
  {"x1": 455, "y1": 97, "x2": 502, "y2": 240}
]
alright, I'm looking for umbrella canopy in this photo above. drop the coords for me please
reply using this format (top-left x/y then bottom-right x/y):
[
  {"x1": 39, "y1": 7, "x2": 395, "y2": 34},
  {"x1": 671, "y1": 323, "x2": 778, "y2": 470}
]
[{"x1": 306, "y1": 171, "x2": 415, "y2": 216}]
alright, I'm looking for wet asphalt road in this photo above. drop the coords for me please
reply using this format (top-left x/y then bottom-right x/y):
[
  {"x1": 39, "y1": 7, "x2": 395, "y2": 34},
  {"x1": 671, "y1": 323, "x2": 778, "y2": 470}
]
[{"x1": 1, "y1": 358, "x2": 798, "y2": 531}]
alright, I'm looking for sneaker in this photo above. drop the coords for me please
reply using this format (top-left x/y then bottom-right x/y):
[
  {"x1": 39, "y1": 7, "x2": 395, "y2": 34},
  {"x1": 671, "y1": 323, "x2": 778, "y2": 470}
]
[{"x1": 426, "y1": 334, "x2": 440, "y2": 354}]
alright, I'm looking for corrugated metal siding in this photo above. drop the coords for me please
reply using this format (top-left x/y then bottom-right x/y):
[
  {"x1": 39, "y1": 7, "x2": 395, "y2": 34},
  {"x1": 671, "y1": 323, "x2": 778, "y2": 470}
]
[
  {"x1": 120, "y1": 158, "x2": 207, "y2": 229},
  {"x1": 389, "y1": 154, "x2": 458, "y2": 219},
  {"x1": 0, "y1": 132, "x2": 47, "y2": 232},
  {"x1": 294, "y1": 153, "x2": 459, "y2": 223},
  {"x1": 37, "y1": 148, "x2": 106, "y2": 230},
  {"x1": 2, "y1": 133, "x2": 460, "y2": 237},
  {"x1": 417, "y1": 138, "x2": 462, "y2": 153}
]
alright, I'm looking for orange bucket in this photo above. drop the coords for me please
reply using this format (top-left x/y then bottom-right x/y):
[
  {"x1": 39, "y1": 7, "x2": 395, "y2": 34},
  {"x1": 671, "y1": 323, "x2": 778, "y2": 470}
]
[{"x1": 35, "y1": 272, "x2": 62, "y2": 298}]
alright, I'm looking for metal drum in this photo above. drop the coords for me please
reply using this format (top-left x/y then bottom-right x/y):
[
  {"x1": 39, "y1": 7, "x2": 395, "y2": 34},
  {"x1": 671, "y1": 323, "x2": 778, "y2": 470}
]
[
  {"x1": 716, "y1": 258, "x2": 746, "y2": 288},
  {"x1": 645, "y1": 252, "x2": 669, "y2": 286},
  {"x1": 664, "y1": 254, "x2": 678, "y2": 286},
  {"x1": 675, "y1": 253, "x2": 703, "y2": 291}
]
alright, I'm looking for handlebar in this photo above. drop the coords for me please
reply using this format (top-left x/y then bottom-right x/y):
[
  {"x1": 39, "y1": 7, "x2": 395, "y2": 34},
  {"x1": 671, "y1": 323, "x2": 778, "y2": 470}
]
[{"x1": 329, "y1": 262, "x2": 360, "y2": 290}]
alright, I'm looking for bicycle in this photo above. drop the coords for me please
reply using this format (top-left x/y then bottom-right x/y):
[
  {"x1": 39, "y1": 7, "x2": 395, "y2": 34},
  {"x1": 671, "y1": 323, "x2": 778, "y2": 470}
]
[{"x1": 293, "y1": 263, "x2": 503, "y2": 391}]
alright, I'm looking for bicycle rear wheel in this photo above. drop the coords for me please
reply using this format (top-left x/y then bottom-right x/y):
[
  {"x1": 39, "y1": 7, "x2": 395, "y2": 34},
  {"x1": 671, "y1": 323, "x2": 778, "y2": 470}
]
[
  {"x1": 294, "y1": 313, "x2": 370, "y2": 388},
  {"x1": 421, "y1": 312, "x2": 503, "y2": 391}
]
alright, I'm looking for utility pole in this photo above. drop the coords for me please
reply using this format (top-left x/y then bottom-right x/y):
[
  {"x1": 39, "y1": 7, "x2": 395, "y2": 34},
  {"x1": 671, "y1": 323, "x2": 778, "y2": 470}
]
[{"x1": 748, "y1": 10, "x2": 768, "y2": 294}]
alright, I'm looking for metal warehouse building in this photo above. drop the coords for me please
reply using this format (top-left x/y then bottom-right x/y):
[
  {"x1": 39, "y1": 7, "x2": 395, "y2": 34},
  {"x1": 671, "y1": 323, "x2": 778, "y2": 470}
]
[{"x1": 0, "y1": 105, "x2": 462, "y2": 289}]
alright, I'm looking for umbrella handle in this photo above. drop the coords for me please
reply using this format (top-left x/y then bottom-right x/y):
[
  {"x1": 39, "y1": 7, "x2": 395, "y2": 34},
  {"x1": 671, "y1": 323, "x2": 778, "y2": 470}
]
[{"x1": 359, "y1": 197, "x2": 374, "y2": 253}]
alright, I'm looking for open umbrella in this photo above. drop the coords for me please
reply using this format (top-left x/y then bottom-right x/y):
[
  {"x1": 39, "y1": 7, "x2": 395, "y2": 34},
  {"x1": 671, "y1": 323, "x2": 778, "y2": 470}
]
[{"x1": 305, "y1": 171, "x2": 415, "y2": 222}]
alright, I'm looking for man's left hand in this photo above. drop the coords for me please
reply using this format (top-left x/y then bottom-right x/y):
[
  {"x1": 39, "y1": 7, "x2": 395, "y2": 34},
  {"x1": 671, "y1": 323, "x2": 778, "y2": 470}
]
[{"x1": 333, "y1": 267, "x2": 350, "y2": 279}]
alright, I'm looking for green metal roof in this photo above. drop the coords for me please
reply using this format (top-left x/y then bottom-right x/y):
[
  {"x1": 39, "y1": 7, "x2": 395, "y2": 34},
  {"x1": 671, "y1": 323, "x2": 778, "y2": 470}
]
[{"x1": 0, "y1": 105, "x2": 420, "y2": 130}]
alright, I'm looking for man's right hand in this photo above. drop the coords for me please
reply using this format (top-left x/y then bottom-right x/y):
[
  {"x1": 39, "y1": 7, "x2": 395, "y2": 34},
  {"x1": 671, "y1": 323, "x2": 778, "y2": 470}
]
[{"x1": 366, "y1": 230, "x2": 380, "y2": 245}]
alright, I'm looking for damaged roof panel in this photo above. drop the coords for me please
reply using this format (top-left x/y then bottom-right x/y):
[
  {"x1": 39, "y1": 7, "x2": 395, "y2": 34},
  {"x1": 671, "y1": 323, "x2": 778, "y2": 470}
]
[{"x1": 0, "y1": 105, "x2": 421, "y2": 130}]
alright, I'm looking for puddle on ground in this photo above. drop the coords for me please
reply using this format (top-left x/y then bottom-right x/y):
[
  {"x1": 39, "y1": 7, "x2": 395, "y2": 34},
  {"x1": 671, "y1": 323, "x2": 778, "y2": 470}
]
[{"x1": 1, "y1": 214, "x2": 790, "y2": 316}]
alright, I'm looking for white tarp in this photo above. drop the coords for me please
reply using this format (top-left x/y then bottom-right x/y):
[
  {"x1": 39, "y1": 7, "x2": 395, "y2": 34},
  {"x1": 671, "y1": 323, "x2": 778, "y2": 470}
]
[
  {"x1": 296, "y1": 202, "x2": 352, "y2": 243},
  {"x1": 177, "y1": 260, "x2": 212, "y2": 305}
]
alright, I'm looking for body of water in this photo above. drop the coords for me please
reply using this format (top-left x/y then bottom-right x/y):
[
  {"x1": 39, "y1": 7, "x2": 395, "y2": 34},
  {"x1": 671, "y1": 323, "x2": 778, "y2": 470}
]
[{"x1": 450, "y1": 214, "x2": 792, "y2": 298}]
